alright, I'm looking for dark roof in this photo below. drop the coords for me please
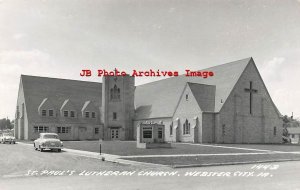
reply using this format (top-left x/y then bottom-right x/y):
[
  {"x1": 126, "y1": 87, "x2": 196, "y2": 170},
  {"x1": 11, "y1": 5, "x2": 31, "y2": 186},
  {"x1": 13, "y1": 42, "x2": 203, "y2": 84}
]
[
  {"x1": 134, "y1": 57, "x2": 252, "y2": 119},
  {"x1": 21, "y1": 75, "x2": 102, "y2": 123},
  {"x1": 21, "y1": 57, "x2": 257, "y2": 121},
  {"x1": 187, "y1": 83, "x2": 216, "y2": 112}
]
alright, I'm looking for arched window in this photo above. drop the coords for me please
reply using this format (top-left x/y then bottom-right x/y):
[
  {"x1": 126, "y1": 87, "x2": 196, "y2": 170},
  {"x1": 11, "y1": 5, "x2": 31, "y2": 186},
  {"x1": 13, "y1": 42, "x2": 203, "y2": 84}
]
[
  {"x1": 110, "y1": 89, "x2": 113, "y2": 100},
  {"x1": 110, "y1": 85, "x2": 121, "y2": 100},
  {"x1": 113, "y1": 85, "x2": 118, "y2": 98},
  {"x1": 117, "y1": 88, "x2": 120, "y2": 99},
  {"x1": 183, "y1": 119, "x2": 190, "y2": 135},
  {"x1": 273, "y1": 126, "x2": 277, "y2": 136}
]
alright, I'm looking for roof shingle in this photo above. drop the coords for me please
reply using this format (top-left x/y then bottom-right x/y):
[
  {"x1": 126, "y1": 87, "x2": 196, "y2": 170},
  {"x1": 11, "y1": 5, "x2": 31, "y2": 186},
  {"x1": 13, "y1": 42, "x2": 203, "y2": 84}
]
[{"x1": 134, "y1": 57, "x2": 252, "y2": 119}]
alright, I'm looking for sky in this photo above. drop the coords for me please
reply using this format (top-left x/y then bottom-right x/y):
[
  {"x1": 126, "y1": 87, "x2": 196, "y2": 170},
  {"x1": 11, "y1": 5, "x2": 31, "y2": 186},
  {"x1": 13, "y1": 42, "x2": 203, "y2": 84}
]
[{"x1": 0, "y1": 0, "x2": 300, "y2": 120}]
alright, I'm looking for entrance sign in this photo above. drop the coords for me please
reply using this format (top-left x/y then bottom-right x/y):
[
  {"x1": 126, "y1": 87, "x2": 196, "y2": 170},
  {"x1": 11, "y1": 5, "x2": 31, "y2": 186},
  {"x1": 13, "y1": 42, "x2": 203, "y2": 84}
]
[{"x1": 136, "y1": 123, "x2": 171, "y2": 149}]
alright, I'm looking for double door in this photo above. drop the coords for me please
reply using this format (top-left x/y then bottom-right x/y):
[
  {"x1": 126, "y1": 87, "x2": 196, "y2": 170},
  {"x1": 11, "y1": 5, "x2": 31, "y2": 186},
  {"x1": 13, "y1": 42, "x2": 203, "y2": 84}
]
[{"x1": 111, "y1": 128, "x2": 119, "y2": 140}]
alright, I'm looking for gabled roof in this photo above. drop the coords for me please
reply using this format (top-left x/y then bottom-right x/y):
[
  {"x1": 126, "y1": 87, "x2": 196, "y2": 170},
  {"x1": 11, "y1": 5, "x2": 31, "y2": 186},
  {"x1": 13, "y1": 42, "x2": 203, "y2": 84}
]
[
  {"x1": 21, "y1": 75, "x2": 102, "y2": 123},
  {"x1": 134, "y1": 57, "x2": 252, "y2": 120},
  {"x1": 81, "y1": 101, "x2": 91, "y2": 112},
  {"x1": 60, "y1": 99, "x2": 73, "y2": 110},
  {"x1": 81, "y1": 100, "x2": 97, "y2": 112},
  {"x1": 38, "y1": 98, "x2": 48, "y2": 111},
  {"x1": 187, "y1": 83, "x2": 216, "y2": 112}
]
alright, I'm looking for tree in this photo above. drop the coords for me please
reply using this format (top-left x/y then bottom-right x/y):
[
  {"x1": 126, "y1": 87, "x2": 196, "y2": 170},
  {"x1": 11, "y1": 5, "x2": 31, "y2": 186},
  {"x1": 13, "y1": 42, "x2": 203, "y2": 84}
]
[
  {"x1": 282, "y1": 115, "x2": 300, "y2": 143},
  {"x1": 283, "y1": 115, "x2": 290, "y2": 124},
  {"x1": 0, "y1": 118, "x2": 14, "y2": 130}
]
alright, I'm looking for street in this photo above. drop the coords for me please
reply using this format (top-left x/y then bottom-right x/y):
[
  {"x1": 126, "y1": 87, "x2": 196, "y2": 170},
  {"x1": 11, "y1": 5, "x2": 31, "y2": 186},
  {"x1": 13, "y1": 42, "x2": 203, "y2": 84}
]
[{"x1": 0, "y1": 143, "x2": 300, "y2": 190}]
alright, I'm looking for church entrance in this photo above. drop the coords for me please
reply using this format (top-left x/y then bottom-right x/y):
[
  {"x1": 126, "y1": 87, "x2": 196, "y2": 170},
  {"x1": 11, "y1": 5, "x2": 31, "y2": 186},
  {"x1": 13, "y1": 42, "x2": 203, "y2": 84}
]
[
  {"x1": 110, "y1": 128, "x2": 120, "y2": 140},
  {"x1": 78, "y1": 127, "x2": 87, "y2": 140}
]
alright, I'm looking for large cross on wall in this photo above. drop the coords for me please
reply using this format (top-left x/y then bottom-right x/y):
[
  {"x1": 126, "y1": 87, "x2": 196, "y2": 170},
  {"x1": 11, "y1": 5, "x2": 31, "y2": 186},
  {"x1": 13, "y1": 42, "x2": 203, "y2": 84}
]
[{"x1": 244, "y1": 81, "x2": 258, "y2": 114}]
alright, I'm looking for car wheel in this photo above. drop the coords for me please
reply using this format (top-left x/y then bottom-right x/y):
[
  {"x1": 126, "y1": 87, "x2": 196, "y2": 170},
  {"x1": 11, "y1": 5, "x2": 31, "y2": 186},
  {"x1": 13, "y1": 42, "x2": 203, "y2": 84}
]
[
  {"x1": 34, "y1": 144, "x2": 37, "y2": 150},
  {"x1": 13, "y1": 141, "x2": 15, "y2": 144},
  {"x1": 39, "y1": 145, "x2": 44, "y2": 152},
  {"x1": 58, "y1": 149, "x2": 61, "y2": 152}
]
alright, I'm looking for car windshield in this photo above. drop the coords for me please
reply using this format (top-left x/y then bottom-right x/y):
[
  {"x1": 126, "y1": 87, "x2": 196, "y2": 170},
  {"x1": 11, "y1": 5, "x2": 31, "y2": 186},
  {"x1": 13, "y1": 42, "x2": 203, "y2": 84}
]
[
  {"x1": 43, "y1": 135, "x2": 58, "y2": 139},
  {"x1": 3, "y1": 134, "x2": 13, "y2": 137}
]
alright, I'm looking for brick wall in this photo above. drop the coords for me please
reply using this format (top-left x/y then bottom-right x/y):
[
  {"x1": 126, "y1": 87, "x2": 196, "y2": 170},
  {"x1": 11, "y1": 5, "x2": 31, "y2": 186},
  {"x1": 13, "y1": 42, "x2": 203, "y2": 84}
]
[{"x1": 218, "y1": 60, "x2": 283, "y2": 143}]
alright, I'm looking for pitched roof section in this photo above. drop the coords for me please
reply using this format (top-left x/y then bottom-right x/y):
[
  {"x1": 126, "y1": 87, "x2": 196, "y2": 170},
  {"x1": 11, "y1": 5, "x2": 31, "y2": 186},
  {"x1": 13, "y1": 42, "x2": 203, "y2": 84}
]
[
  {"x1": 187, "y1": 83, "x2": 216, "y2": 112},
  {"x1": 38, "y1": 98, "x2": 48, "y2": 111},
  {"x1": 287, "y1": 127, "x2": 300, "y2": 134},
  {"x1": 21, "y1": 75, "x2": 102, "y2": 123},
  {"x1": 81, "y1": 101, "x2": 91, "y2": 112},
  {"x1": 135, "y1": 57, "x2": 251, "y2": 119}
]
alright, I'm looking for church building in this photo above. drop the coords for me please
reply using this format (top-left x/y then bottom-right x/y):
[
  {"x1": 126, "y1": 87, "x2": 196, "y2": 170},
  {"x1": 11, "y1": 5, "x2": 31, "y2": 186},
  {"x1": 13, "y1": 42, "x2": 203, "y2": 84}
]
[{"x1": 14, "y1": 57, "x2": 283, "y2": 143}]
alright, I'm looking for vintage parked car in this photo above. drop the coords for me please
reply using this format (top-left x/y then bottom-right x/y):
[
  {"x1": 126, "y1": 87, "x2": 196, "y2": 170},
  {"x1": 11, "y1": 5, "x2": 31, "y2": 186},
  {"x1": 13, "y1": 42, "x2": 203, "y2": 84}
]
[
  {"x1": 0, "y1": 133, "x2": 16, "y2": 144},
  {"x1": 34, "y1": 133, "x2": 63, "y2": 152}
]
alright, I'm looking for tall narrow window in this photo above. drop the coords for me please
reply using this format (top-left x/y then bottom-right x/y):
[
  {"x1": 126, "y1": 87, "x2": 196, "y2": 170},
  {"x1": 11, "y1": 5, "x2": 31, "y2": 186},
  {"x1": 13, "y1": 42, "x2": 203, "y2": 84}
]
[
  {"x1": 16, "y1": 106, "x2": 20, "y2": 118},
  {"x1": 63, "y1": 110, "x2": 69, "y2": 117},
  {"x1": 158, "y1": 128, "x2": 163, "y2": 139},
  {"x1": 186, "y1": 94, "x2": 189, "y2": 101},
  {"x1": 70, "y1": 111, "x2": 75, "y2": 118},
  {"x1": 170, "y1": 122, "x2": 173, "y2": 135},
  {"x1": 113, "y1": 112, "x2": 117, "y2": 120},
  {"x1": 114, "y1": 85, "x2": 118, "y2": 99},
  {"x1": 22, "y1": 103, "x2": 25, "y2": 117},
  {"x1": 85, "y1": 111, "x2": 90, "y2": 118},
  {"x1": 42, "y1": 110, "x2": 47, "y2": 116},
  {"x1": 183, "y1": 119, "x2": 190, "y2": 135},
  {"x1": 110, "y1": 85, "x2": 121, "y2": 100},
  {"x1": 92, "y1": 112, "x2": 96, "y2": 118},
  {"x1": 117, "y1": 88, "x2": 120, "y2": 99},
  {"x1": 273, "y1": 126, "x2": 277, "y2": 136},
  {"x1": 95, "y1": 128, "x2": 99, "y2": 134},
  {"x1": 222, "y1": 124, "x2": 226, "y2": 136},
  {"x1": 49, "y1": 110, "x2": 54, "y2": 117},
  {"x1": 110, "y1": 89, "x2": 113, "y2": 100}
]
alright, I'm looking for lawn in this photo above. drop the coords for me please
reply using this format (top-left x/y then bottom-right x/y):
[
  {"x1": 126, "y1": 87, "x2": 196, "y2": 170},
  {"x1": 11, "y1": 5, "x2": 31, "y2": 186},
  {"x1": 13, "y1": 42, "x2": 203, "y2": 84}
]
[
  {"x1": 62, "y1": 141, "x2": 265, "y2": 156},
  {"x1": 61, "y1": 141, "x2": 300, "y2": 167},
  {"x1": 214, "y1": 143, "x2": 300, "y2": 152},
  {"x1": 123, "y1": 153, "x2": 300, "y2": 167}
]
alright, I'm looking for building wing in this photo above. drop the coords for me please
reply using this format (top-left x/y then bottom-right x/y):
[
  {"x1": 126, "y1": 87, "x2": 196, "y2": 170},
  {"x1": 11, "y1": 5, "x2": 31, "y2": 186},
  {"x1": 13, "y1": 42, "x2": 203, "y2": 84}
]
[
  {"x1": 135, "y1": 57, "x2": 252, "y2": 119},
  {"x1": 21, "y1": 75, "x2": 102, "y2": 123}
]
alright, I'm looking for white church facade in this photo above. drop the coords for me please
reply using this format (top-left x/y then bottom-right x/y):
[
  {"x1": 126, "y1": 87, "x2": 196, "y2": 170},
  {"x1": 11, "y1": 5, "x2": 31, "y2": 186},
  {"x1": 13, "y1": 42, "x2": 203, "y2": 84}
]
[{"x1": 14, "y1": 57, "x2": 283, "y2": 143}]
